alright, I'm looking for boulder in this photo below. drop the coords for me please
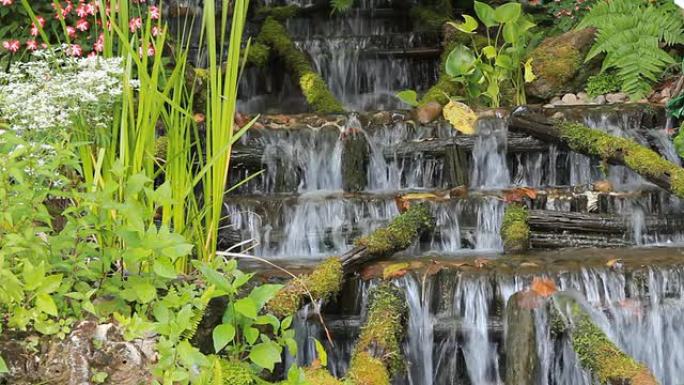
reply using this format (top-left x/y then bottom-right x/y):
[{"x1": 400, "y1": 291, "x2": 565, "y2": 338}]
[
  {"x1": 415, "y1": 101, "x2": 443, "y2": 124},
  {"x1": 527, "y1": 28, "x2": 598, "y2": 100}
]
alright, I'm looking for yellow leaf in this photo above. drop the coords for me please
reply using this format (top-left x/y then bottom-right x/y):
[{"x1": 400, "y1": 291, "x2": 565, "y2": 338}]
[
  {"x1": 524, "y1": 58, "x2": 536, "y2": 83},
  {"x1": 443, "y1": 100, "x2": 477, "y2": 135}
]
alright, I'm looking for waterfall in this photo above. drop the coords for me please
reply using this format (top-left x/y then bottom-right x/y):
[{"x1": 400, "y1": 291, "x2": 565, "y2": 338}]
[
  {"x1": 402, "y1": 275, "x2": 435, "y2": 385},
  {"x1": 469, "y1": 118, "x2": 510, "y2": 190}
]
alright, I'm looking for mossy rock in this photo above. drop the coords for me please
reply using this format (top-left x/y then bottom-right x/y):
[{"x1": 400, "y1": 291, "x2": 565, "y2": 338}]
[
  {"x1": 526, "y1": 28, "x2": 598, "y2": 99},
  {"x1": 245, "y1": 42, "x2": 270, "y2": 67},
  {"x1": 355, "y1": 203, "x2": 435, "y2": 256},
  {"x1": 501, "y1": 203, "x2": 529, "y2": 253}
]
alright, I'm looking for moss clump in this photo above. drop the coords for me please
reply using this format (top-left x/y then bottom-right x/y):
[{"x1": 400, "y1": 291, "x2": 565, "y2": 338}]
[
  {"x1": 266, "y1": 258, "x2": 343, "y2": 317},
  {"x1": 559, "y1": 121, "x2": 684, "y2": 198},
  {"x1": 257, "y1": 17, "x2": 344, "y2": 114},
  {"x1": 245, "y1": 42, "x2": 270, "y2": 67},
  {"x1": 302, "y1": 366, "x2": 343, "y2": 385},
  {"x1": 221, "y1": 360, "x2": 254, "y2": 385},
  {"x1": 346, "y1": 352, "x2": 391, "y2": 385},
  {"x1": 585, "y1": 72, "x2": 621, "y2": 98},
  {"x1": 563, "y1": 298, "x2": 657, "y2": 385},
  {"x1": 355, "y1": 203, "x2": 434, "y2": 256},
  {"x1": 409, "y1": 6, "x2": 451, "y2": 32},
  {"x1": 501, "y1": 203, "x2": 529, "y2": 253},
  {"x1": 256, "y1": 5, "x2": 299, "y2": 20},
  {"x1": 353, "y1": 285, "x2": 406, "y2": 376}
]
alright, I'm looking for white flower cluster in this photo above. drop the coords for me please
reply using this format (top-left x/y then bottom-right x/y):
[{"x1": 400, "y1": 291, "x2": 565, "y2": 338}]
[{"x1": 0, "y1": 49, "x2": 124, "y2": 140}]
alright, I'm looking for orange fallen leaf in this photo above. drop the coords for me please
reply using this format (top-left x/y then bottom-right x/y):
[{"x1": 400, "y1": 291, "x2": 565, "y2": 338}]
[
  {"x1": 504, "y1": 187, "x2": 538, "y2": 203},
  {"x1": 473, "y1": 258, "x2": 491, "y2": 268},
  {"x1": 530, "y1": 277, "x2": 557, "y2": 297},
  {"x1": 394, "y1": 196, "x2": 410, "y2": 213},
  {"x1": 606, "y1": 258, "x2": 622, "y2": 268}
]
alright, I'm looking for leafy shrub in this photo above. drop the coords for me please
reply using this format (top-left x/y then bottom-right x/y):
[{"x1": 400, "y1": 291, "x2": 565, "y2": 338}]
[
  {"x1": 445, "y1": 1, "x2": 536, "y2": 107},
  {"x1": 577, "y1": 0, "x2": 684, "y2": 99},
  {"x1": 585, "y1": 72, "x2": 621, "y2": 97}
]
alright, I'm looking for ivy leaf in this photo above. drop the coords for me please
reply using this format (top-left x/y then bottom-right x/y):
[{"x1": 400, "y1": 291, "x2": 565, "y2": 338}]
[
  {"x1": 212, "y1": 324, "x2": 236, "y2": 353},
  {"x1": 249, "y1": 341, "x2": 282, "y2": 371},
  {"x1": 36, "y1": 293, "x2": 58, "y2": 316},
  {"x1": 244, "y1": 326, "x2": 260, "y2": 345},
  {"x1": 395, "y1": 90, "x2": 419, "y2": 107},
  {"x1": 445, "y1": 45, "x2": 476, "y2": 78}
]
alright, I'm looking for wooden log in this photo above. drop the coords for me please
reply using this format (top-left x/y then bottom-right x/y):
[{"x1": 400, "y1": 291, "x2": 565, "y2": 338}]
[
  {"x1": 527, "y1": 210, "x2": 684, "y2": 235},
  {"x1": 505, "y1": 292, "x2": 541, "y2": 385},
  {"x1": 265, "y1": 203, "x2": 434, "y2": 317},
  {"x1": 510, "y1": 107, "x2": 684, "y2": 198}
]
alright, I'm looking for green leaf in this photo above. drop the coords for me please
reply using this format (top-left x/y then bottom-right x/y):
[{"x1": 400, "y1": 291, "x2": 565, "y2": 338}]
[
  {"x1": 449, "y1": 15, "x2": 478, "y2": 34},
  {"x1": 482, "y1": 45, "x2": 497, "y2": 59},
  {"x1": 495, "y1": 54, "x2": 514, "y2": 70},
  {"x1": 249, "y1": 284, "x2": 283, "y2": 310},
  {"x1": 130, "y1": 278, "x2": 157, "y2": 304},
  {"x1": 234, "y1": 297, "x2": 257, "y2": 319},
  {"x1": 314, "y1": 339, "x2": 328, "y2": 367},
  {"x1": 125, "y1": 173, "x2": 152, "y2": 198},
  {"x1": 502, "y1": 22, "x2": 519, "y2": 44},
  {"x1": 244, "y1": 326, "x2": 260, "y2": 345},
  {"x1": 153, "y1": 259, "x2": 178, "y2": 279},
  {"x1": 212, "y1": 324, "x2": 236, "y2": 353},
  {"x1": 249, "y1": 341, "x2": 282, "y2": 371},
  {"x1": 36, "y1": 293, "x2": 58, "y2": 316},
  {"x1": 445, "y1": 45, "x2": 476, "y2": 78},
  {"x1": 0, "y1": 355, "x2": 8, "y2": 374},
  {"x1": 37, "y1": 274, "x2": 63, "y2": 294},
  {"x1": 524, "y1": 58, "x2": 536, "y2": 83},
  {"x1": 474, "y1": 1, "x2": 497, "y2": 28},
  {"x1": 395, "y1": 90, "x2": 419, "y2": 107},
  {"x1": 494, "y1": 2, "x2": 521, "y2": 24}
]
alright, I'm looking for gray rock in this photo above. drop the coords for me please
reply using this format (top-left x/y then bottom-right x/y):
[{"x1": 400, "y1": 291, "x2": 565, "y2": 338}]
[
  {"x1": 593, "y1": 95, "x2": 606, "y2": 105},
  {"x1": 606, "y1": 92, "x2": 628, "y2": 104},
  {"x1": 561, "y1": 93, "x2": 578, "y2": 105},
  {"x1": 550, "y1": 96, "x2": 563, "y2": 106}
]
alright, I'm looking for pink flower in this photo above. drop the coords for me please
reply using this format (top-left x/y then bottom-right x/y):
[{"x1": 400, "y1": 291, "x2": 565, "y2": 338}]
[
  {"x1": 66, "y1": 26, "x2": 77, "y2": 38},
  {"x1": 76, "y1": 4, "x2": 88, "y2": 17},
  {"x1": 85, "y1": 2, "x2": 97, "y2": 15},
  {"x1": 151, "y1": 25, "x2": 161, "y2": 37},
  {"x1": 26, "y1": 40, "x2": 39, "y2": 51},
  {"x1": 67, "y1": 44, "x2": 82, "y2": 56},
  {"x1": 87, "y1": 51, "x2": 98, "y2": 58},
  {"x1": 149, "y1": 5, "x2": 160, "y2": 20},
  {"x1": 129, "y1": 17, "x2": 142, "y2": 32},
  {"x1": 1, "y1": 0, "x2": 13, "y2": 6},
  {"x1": 75, "y1": 19, "x2": 89, "y2": 31},
  {"x1": 2, "y1": 40, "x2": 20, "y2": 53}
]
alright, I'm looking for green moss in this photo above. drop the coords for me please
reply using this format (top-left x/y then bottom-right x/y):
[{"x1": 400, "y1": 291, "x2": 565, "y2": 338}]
[
  {"x1": 221, "y1": 360, "x2": 254, "y2": 385},
  {"x1": 257, "y1": 17, "x2": 344, "y2": 114},
  {"x1": 303, "y1": 367, "x2": 343, "y2": 385},
  {"x1": 410, "y1": 6, "x2": 450, "y2": 32},
  {"x1": 256, "y1": 5, "x2": 299, "y2": 20},
  {"x1": 266, "y1": 258, "x2": 343, "y2": 317},
  {"x1": 559, "y1": 121, "x2": 684, "y2": 199},
  {"x1": 346, "y1": 352, "x2": 391, "y2": 385},
  {"x1": 501, "y1": 203, "x2": 529, "y2": 253},
  {"x1": 355, "y1": 203, "x2": 434, "y2": 256},
  {"x1": 352, "y1": 284, "x2": 406, "y2": 378},
  {"x1": 531, "y1": 44, "x2": 581, "y2": 90},
  {"x1": 155, "y1": 136, "x2": 168, "y2": 161},
  {"x1": 565, "y1": 300, "x2": 656, "y2": 384},
  {"x1": 245, "y1": 42, "x2": 270, "y2": 67},
  {"x1": 585, "y1": 72, "x2": 621, "y2": 97}
]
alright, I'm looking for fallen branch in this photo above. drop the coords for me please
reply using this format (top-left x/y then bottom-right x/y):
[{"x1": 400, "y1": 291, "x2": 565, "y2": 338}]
[{"x1": 510, "y1": 108, "x2": 684, "y2": 198}]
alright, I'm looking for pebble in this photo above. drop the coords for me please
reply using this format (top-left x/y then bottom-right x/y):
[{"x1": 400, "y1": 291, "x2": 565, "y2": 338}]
[
  {"x1": 605, "y1": 92, "x2": 628, "y2": 104},
  {"x1": 561, "y1": 93, "x2": 579, "y2": 105}
]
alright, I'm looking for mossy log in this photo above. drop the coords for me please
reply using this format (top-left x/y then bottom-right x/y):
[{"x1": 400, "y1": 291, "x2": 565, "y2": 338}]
[
  {"x1": 553, "y1": 293, "x2": 659, "y2": 385},
  {"x1": 266, "y1": 203, "x2": 434, "y2": 318},
  {"x1": 510, "y1": 108, "x2": 684, "y2": 198},
  {"x1": 502, "y1": 203, "x2": 530, "y2": 254},
  {"x1": 257, "y1": 17, "x2": 345, "y2": 114}
]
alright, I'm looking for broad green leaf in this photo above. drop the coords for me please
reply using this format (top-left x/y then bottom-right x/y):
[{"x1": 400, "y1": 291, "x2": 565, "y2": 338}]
[
  {"x1": 153, "y1": 259, "x2": 178, "y2": 279},
  {"x1": 443, "y1": 100, "x2": 478, "y2": 135},
  {"x1": 130, "y1": 278, "x2": 157, "y2": 304},
  {"x1": 395, "y1": 90, "x2": 419, "y2": 107},
  {"x1": 232, "y1": 271, "x2": 254, "y2": 291},
  {"x1": 445, "y1": 45, "x2": 476, "y2": 77},
  {"x1": 125, "y1": 173, "x2": 152, "y2": 198},
  {"x1": 212, "y1": 324, "x2": 236, "y2": 353},
  {"x1": 177, "y1": 340, "x2": 209, "y2": 368},
  {"x1": 494, "y1": 2, "x2": 521, "y2": 23},
  {"x1": 502, "y1": 22, "x2": 519, "y2": 44},
  {"x1": 482, "y1": 45, "x2": 497, "y2": 59},
  {"x1": 37, "y1": 274, "x2": 63, "y2": 295},
  {"x1": 495, "y1": 54, "x2": 514, "y2": 70},
  {"x1": 282, "y1": 315, "x2": 294, "y2": 330},
  {"x1": 449, "y1": 15, "x2": 478, "y2": 34},
  {"x1": 160, "y1": 243, "x2": 194, "y2": 260},
  {"x1": 244, "y1": 326, "x2": 260, "y2": 345},
  {"x1": 314, "y1": 339, "x2": 328, "y2": 367},
  {"x1": 249, "y1": 341, "x2": 282, "y2": 371},
  {"x1": 255, "y1": 314, "x2": 280, "y2": 331},
  {"x1": 249, "y1": 284, "x2": 284, "y2": 310},
  {"x1": 234, "y1": 297, "x2": 258, "y2": 319},
  {"x1": 0, "y1": 356, "x2": 8, "y2": 374},
  {"x1": 23, "y1": 261, "x2": 46, "y2": 291},
  {"x1": 524, "y1": 58, "x2": 537, "y2": 83},
  {"x1": 474, "y1": 1, "x2": 497, "y2": 28},
  {"x1": 36, "y1": 293, "x2": 58, "y2": 316}
]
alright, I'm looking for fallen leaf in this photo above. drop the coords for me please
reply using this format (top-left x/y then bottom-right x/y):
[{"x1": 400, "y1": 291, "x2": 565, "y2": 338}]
[
  {"x1": 530, "y1": 277, "x2": 557, "y2": 297},
  {"x1": 394, "y1": 196, "x2": 410, "y2": 213},
  {"x1": 606, "y1": 258, "x2": 622, "y2": 268},
  {"x1": 520, "y1": 262, "x2": 539, "y2": 268},
  {"x1": 449, "y1": 185, "x2": 468, "y2": 198},
  {"x1": 504, "y1": 187, "x2": 538, "y2": 203},
  {"x1": 473, "y1": 258, "x2": 491, "y2": 268},
  {"x1": 443, "y1": 100, "x2": 477, "y2": 135}
]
